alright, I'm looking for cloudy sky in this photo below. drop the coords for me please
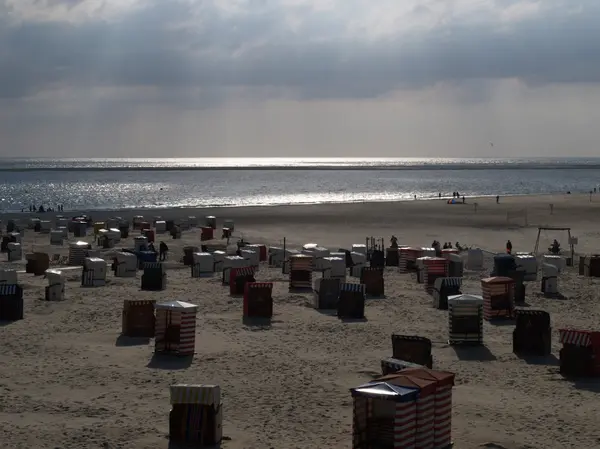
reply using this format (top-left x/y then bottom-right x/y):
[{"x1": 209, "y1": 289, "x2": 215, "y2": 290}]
[{"x1": 1, "y1": 0, "x2": 599, "y2": 158}]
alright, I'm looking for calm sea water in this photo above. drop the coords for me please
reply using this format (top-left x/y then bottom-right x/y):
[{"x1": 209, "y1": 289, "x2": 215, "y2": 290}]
[{"x1": 0, "y1": 158, "x2": 599, "y2": 212}]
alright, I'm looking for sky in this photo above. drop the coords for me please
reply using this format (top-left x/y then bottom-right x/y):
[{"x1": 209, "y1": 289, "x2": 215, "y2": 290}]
[{"x1": 1, "y1": 0, "x2": 600, "y2": 158}]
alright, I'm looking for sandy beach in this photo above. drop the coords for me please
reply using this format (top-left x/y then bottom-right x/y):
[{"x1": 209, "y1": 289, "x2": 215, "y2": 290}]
[{"x1": 1, "y1": 193, "x2": 600, "y2": 449}]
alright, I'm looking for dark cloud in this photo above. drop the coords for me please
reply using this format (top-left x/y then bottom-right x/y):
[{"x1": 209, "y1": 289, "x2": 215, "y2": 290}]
[{"x1": 1, "y1": 0, "x2": 600, "y2": 101}]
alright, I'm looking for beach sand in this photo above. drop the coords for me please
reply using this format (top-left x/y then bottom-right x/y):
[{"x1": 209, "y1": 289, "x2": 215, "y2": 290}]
[{"x1": 1, "y1": 193, "x2": 600, "y2": 449}]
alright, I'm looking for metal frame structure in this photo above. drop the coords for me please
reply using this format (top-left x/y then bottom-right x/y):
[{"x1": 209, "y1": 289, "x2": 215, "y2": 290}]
[
  {"x1": 365, "y1": 236, "x2": 384, "y2": 261},
  {"x1": 533, "y1": 226, "x2": 574, "y2": 261}
]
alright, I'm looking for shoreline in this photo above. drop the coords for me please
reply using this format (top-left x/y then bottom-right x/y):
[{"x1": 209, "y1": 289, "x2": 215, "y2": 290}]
[
  {"x1": 1, "y1": 192, "x2": 593, "y2": 218},
  {"x1": 3, "y1": 192, "x2": 596, "y2": 254}
]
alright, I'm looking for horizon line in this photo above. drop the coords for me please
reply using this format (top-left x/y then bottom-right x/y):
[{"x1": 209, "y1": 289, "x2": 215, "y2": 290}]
[{"x1": 0, "y1": 156, "x2": 599, "y2": 160}]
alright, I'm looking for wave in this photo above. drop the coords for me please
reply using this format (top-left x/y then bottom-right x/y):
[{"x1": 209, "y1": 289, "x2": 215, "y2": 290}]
[{"x1": 0, "y1": 193, "x2": 513, "y2": 213}]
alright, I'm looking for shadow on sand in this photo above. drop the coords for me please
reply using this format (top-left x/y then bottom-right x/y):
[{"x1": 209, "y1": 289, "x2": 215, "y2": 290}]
[
  {"x1": 487, "y1": 319, "x2": 516, "y2": 327},
  {"x1": 242, "y1": 316, "x2": 272, "y2": 329},
  {"x1": 513, "y1": 301, "x2": 531, "y2": 308},
  {"x1": 289, "y1": 287, "x2": 313, "y2": 294},
  {"x1": 567, "y1": 378, "x2": 600, "y2": 393},
  {"x1": 168, "y1": 442, "x2": 221, "y2": 449},
  {"x1": 340, "y1": 317, "x2": 369, "y2": 324},
  {"x1": 314, "y1": 308, "x2": 337, "y2": 317},
  {"x1": 557, "y1": 368, "x2": 600, "y2": 393},
  {"x1": 452, "y1": 345, "x2": 497, "y2": 362},
  {"x1": 543, "y1": 292, "x2": 568, "y2": 300},
  {"x1": 355, "y1": 369, "x2": 385, "y2": 380},
  {"x1": 147, "y1": 353, "x2": 193, "y2": 370},
  {"x1": 366, "y1": 294, "x2": 387, "y2": 300},
  {"x1": 115, "y1": 335, "x2": 151, "y2": 347},
  {"x1": 515, "y1": 353, "x2": 559, "y2": 366}
]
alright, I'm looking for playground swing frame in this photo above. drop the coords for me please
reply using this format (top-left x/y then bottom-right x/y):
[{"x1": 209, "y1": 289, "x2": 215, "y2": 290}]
[
  {"x1": 365, "y1": 236, "x2": 385, "y2": 261},
  {"x1": 533, "y1": 226, "x2": 574, "y2": 262}
]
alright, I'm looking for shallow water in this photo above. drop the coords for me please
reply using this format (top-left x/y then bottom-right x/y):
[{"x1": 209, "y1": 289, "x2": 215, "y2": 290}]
[{"x1": 1, "y1": 158, "x2": 599, "y2": 211}]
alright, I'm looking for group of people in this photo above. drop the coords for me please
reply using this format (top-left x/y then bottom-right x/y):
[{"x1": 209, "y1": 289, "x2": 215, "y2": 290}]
[
  {"x1": 391, "y1": 236, "x2": 468, "y2": 254},
  {"x1": 437, "y1": 192, "x2": 466, "y2": 203},
  {"x1": 147, "y1": 241, "x2": 170, "y2": 261},
  {"x1": 26, "y1": 204, "x2": 64, "y2": 213},
  {"x1": 505, "y1": 238, "x2": 561, "y2": 255},
  {"x1": 431, "y1": 240, "x2": 467, "y2": 255},
  {"x1": 436, "y1": 241, "x2": 466, "y2": 251}
]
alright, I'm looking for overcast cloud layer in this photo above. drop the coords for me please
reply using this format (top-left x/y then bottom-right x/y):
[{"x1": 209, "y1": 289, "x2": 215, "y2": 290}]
[{"x1": 1, "y1": 0, "x2": 599, "y2": 157}]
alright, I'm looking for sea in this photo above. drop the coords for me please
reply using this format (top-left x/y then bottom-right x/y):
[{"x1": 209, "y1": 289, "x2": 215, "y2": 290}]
[{"x1": 1, "y1": 157, "x2": 600, "y2": 212}]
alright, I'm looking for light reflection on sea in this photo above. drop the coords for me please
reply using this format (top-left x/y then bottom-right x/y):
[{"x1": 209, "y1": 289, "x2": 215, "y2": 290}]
[{"x1": 0, "y1": 163, "x2": 598, "y2": 212}]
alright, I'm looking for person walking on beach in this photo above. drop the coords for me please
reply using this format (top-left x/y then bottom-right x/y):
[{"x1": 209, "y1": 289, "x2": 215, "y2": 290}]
[
  {"x1": 506, "y1": 240, "x2": 513, "y2": 254},
  {"x1": 496, "y1": 195, "x2": 500, "y2": 204},
  {"x1": 159, "y1": 241, "x2": 169, "y2": 261}
]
